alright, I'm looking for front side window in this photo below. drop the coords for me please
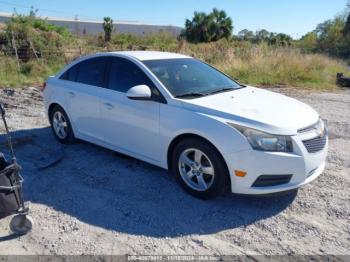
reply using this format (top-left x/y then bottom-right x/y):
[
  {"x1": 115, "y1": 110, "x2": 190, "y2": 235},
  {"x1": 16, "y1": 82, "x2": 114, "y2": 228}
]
[
  {"x1": 143, "y1": 58, "x2": 243, "y2": 98},
  {"x1": 76, "y1": 57, "x2": 107, "y2": 87},
  {"x1": 107, "y1": 57, "x2": 155, "y2": 93}
]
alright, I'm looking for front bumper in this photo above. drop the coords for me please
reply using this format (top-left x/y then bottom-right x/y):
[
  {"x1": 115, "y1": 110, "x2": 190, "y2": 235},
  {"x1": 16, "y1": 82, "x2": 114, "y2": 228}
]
[{"x1": 223, "y1": 134, "x2": 328, "y2": 195}]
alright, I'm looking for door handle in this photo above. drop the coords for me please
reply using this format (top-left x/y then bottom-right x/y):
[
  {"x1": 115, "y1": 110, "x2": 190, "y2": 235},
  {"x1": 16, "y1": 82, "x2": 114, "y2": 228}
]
[
  {"x1": 68, "y1": 91, "x2": 75, "y2": 97},
  {"x1": 103, "y1": 102, "x2": 114, "y2": 110}
]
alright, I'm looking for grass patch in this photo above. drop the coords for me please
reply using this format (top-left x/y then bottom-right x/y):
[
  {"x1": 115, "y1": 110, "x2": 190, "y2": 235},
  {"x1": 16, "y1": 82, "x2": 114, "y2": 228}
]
[
  {"x1": 176, "y1": 41, "x2": 347, "y2": 90},
  {"x1": 0, "y1": 56, "x2": 64, "y2": 88}
]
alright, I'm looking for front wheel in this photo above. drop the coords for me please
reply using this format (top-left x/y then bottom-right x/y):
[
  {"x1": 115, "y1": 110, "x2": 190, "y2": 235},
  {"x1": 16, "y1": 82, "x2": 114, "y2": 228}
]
[{"x1": 172, "y1": 138, "x2": 229, "y2": 199}]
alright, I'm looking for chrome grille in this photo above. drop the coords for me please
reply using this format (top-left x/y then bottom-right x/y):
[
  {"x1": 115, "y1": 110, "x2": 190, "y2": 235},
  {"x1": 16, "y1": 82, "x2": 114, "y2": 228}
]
[{"x1": 302, "y1": 135, "x2": 327, "y2": 153}]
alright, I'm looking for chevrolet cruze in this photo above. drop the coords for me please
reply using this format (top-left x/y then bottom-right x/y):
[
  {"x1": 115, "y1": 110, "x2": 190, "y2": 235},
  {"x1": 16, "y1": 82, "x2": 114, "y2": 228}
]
[{"x1": 43, "y1": 51, "x2": 328, "y2": 199}]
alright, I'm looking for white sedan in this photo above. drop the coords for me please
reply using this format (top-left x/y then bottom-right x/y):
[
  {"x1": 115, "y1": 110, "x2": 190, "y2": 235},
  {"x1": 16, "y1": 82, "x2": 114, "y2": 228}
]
[{"x1": 43, "y1": 51, "x2": 328, "y2": 199}]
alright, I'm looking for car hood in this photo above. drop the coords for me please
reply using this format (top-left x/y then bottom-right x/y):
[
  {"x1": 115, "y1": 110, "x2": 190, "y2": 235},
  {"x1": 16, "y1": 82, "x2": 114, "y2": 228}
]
[{"x1": 180, "y1": 86, "x2": 319, "y2": 135}]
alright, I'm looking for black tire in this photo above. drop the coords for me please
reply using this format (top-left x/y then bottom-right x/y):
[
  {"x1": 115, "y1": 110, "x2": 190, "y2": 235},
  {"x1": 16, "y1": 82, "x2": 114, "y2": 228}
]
[
  {"x1": 49, "y1": 105, "x2": 75, "y2": 144},
  {"x1": 171, "y1": 137, "x2": 229, "y2": 199}
]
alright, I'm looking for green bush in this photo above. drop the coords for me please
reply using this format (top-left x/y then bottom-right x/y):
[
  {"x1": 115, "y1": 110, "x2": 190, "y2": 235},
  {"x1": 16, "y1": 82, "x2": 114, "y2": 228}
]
[
  {"x1": 111, "y1": 32, "x2": 178, "y2": 50},
  {"x1": 3, "y1": 14, "x2": 75, "y2": 63},
  {"x1": 11, "y1": 15, "x2": 71, "y2": 38}
]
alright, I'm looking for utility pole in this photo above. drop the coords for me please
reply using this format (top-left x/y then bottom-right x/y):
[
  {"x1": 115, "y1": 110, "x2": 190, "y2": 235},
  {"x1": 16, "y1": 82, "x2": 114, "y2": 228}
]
[{"x1": 74, "y1": 15, "x2": 80, "y2": 36}]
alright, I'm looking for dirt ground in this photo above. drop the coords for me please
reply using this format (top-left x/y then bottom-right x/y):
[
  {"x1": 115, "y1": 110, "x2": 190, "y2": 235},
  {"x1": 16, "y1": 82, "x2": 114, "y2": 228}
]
[{"x1": 0, "y1": 86, "x2": 349, "y2": 255}]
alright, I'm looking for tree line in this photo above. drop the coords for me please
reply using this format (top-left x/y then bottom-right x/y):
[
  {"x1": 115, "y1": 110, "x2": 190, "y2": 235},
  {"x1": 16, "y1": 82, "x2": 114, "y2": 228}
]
[
  {"x1": 181, "y1": 4, "x2": 350, "y2": 60},
  {"x1": 299, "y1": 8, "x2": 350, "y2": 59},
  {"x1": 181, "y1": 8, "x2": 293, "y2": 46},
  {"x1": 4, "y1": 5, "x2": 350, "y2": 61}
]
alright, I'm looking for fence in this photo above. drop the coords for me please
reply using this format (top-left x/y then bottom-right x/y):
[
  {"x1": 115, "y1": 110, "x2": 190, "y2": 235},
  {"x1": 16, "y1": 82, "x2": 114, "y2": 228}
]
[
  {"x1": 1, "y1": 45, "x2": 103, "y2": 68},
  {"x1": 0, "y1": 33, "x2": 159, "y2": 71},
  {"x1": 0, "y1": 45, "x2": 163, "y2": 72}
]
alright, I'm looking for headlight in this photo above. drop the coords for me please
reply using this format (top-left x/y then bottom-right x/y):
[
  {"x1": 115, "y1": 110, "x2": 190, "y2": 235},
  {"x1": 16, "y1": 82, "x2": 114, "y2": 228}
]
[{"x1": 228, "y1": 123, "x2": 293, "y2": 152}]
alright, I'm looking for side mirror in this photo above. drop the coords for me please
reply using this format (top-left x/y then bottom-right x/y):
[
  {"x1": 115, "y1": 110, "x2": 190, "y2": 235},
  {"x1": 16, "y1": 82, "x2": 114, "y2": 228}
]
[{"x1": 126, "y1": 85, "x2": 152, "y2": 100}]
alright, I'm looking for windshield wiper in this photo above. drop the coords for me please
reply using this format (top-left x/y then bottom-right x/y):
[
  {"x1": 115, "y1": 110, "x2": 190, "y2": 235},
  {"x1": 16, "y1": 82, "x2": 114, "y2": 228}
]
[
  {"x1": 175, "y1": 93, "x2": 205, "y2": 98},
  {"x1": 206, "y1": 87, "x2": 234, "y2": 96}
]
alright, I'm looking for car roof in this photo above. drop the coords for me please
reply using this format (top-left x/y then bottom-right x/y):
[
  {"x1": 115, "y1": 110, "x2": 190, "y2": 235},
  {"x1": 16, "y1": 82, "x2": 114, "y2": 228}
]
[{"x1": 108, "y1": 51, "x2": 191, "y2": 61}]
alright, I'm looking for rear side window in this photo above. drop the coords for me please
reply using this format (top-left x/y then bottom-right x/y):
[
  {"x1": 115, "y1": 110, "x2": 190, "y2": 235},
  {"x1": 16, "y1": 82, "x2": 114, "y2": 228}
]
[
  {"x1": 107, "y1": 57, "x2": 155, "y2": 93},
  {"x1": 60, "y1": 64, "x2": 79, "y2": 81},
  {"x1": 76, "y1": 57, "x2": 107, "y2": 87}
]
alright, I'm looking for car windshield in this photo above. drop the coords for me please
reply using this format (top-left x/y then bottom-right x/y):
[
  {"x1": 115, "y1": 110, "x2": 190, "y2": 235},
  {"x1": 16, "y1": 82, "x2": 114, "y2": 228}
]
[{"x1": 142, "y1": 58, "x2": 243, "y2": 98}]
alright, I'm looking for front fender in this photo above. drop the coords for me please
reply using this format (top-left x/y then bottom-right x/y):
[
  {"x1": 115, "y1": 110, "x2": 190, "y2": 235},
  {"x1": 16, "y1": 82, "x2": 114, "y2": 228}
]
[{"x1": 159, "y1": 103, "x2": 251, "y2": 168}]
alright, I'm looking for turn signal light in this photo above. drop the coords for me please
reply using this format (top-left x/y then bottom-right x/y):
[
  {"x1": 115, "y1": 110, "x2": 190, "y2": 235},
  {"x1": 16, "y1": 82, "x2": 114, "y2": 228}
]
[{"x1": 235, "y1": 170, "x2": 247, "y2": 177}]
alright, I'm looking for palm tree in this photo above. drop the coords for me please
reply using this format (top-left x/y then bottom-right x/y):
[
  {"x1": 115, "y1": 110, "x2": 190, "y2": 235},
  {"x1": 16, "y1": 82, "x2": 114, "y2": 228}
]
[
  {"x1": 210, "y1": 8, "x2": 233, "y2": 41},
  {"x1": 103, "y1": 17, "x2": 113, "y2": 42},
  {"x1": 183, "y1": 9, "x2": 233, "y2": 43},
  {"x1": 184, "y1": 12, "x2": 210, "y2": 43}
]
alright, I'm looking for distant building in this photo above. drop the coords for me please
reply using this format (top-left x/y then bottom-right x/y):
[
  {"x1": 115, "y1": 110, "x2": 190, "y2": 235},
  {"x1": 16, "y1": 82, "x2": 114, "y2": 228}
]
[{"x1": 0, "y1": 12, "x2": 182, "y2": 37}]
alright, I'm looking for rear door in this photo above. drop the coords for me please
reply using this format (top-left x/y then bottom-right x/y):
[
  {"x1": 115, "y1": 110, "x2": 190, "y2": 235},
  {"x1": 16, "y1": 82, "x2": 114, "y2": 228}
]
[
  {"x1": 99, "y1": 57, "x2": 162, "y2": 162},
  {"x1": 64, "y1": 57, "x2": 108, "y2": 141}
]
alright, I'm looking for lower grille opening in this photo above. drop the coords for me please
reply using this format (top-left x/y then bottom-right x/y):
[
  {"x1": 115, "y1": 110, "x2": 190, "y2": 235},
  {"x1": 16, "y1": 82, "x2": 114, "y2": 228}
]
[{"x1": 252, "y1": 174, "x2": 293, "y2": 187}]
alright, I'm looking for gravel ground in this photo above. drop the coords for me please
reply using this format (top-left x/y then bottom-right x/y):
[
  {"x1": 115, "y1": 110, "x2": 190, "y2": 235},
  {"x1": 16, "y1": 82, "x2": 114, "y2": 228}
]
[{"x1": 0, "y1": 86, "x2": 349, "y2": 255}]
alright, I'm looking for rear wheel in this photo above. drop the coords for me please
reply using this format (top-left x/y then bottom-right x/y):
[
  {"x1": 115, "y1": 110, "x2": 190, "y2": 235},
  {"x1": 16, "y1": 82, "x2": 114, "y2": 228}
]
[
  {"x1": 172, "y1": 138, "x2": 229, "y2": 199},
  {"x1": 50, "y1": 105, "x2": 75, "y2": 143}
]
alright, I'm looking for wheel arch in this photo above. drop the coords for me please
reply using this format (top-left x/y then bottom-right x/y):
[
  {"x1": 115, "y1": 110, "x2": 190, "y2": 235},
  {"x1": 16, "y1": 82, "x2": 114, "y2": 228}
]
[
  {"x1": 167, "y1": 133, "x2": 229, "y2": 173},
  {"x1": 48, "y1": 102, "x2": 65, "y2": 123}
]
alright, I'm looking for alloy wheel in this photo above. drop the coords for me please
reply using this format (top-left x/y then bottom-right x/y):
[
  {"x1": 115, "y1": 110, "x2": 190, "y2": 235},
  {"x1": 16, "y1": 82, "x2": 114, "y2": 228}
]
[
  {"x1": 178, "y1": 148, "x2": 215, "y2": 191},
  {"x1": 52, "y1": 111, "x2": 68, "y2": 139}
]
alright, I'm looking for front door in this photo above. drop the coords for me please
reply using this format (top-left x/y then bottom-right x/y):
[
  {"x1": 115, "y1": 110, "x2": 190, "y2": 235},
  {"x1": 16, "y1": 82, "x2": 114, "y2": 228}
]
[{"x1": 100, "y1": 57, "x2": 162, "y2": 162}]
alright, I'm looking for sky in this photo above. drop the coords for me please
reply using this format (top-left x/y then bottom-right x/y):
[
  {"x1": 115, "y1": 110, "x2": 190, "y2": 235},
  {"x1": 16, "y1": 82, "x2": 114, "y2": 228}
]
[{"x1": 0, "y1": 0, "x2": 348, "y2": 38}]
